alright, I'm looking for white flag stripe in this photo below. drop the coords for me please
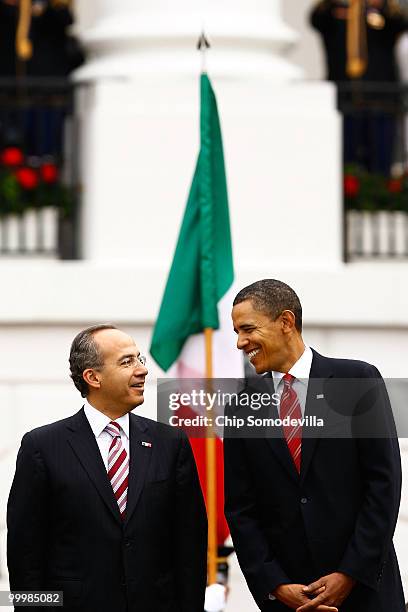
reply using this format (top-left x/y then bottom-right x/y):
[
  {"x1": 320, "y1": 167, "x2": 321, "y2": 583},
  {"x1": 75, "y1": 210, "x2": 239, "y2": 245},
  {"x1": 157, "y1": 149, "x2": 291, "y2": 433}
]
[{"x1": 169, "y1": 285, "x2": 245, "y2": 379}]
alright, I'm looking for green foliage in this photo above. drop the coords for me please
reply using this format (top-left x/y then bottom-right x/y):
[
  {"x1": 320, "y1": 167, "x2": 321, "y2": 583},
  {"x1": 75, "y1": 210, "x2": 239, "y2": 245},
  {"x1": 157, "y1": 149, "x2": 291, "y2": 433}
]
[
  {"x1": 0, "y1": 161, "x2": 75, "y2": 218},
  {"x1": 0, "y1": 171, "x2": 20, "y2": 214},
  {"x1": 344, "y1": 165, "x2": 408, "y2": 212}
]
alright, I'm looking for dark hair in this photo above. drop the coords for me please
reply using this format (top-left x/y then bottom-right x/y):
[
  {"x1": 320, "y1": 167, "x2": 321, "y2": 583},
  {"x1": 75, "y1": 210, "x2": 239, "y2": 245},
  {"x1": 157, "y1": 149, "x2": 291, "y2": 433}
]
[
  {"x1": 233, "y1": 279, "x2": 303, "y2": 332},
  {"x1": 69, "y1": 324, "x2": 117, "y2": 397}
]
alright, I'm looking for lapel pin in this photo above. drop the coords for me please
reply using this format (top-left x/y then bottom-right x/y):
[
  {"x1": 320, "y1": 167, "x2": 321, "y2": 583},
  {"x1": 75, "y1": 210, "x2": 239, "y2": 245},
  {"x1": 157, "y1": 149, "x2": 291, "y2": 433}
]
[
  {"x1": 316, "y1": 394, "x2": 324, "y2": 399},
  {"x1": 141, "y1": 441, "x2": 152, "y2": 447}
]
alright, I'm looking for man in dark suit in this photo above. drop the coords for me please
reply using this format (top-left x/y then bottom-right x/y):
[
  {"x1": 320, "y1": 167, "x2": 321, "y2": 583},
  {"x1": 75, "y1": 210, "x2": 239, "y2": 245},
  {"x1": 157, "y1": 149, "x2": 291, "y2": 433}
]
[
  {"x1": 7, "y1": 324, "x2": 207, "y2": 612},
  {"x1": 224, "y1": 279, "x2": 404, "y2": 611}
]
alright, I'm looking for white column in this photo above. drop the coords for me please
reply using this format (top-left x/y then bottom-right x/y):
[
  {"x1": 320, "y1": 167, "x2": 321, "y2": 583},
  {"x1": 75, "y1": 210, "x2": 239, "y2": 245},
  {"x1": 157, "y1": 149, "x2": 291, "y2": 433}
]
[
  {"x1": 73, "y1": 0, "x2": 341, "y2": 269},
  {"x1": 74, "y1": 0, "x2": 301, "y2": 80}
]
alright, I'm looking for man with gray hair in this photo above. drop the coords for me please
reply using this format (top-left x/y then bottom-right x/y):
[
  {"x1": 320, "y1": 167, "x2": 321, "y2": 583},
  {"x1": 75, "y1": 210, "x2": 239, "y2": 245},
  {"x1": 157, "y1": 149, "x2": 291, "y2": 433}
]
[
  {"x1": 224, "y1": 279, "x2": 404, "y2": 611},
  {"x1": 7, "y1": 324, "x2": 207, "y2": 612}
]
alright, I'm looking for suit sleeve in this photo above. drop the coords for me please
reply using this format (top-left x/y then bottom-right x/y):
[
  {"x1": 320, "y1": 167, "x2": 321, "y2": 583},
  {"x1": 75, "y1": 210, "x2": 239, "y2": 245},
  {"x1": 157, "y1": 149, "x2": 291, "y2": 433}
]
[
  {"x1": 224, "y1": 435, "x2": 290, "y2": 606},
  {"x1": 174, "y1": 432, "x2": 208, "y2": 612},
  {"x1": 7, "y1": 432, "x2": 49, "y2": 591},
  {"x1": 337, "y1": 365, "x2": 402, "y2": 591}
]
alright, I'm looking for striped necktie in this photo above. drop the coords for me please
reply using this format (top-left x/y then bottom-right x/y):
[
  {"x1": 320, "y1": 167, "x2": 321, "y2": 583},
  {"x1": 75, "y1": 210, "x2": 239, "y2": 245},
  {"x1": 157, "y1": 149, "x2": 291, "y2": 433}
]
[
  {"x1": 105, "y1": 421, "x2": 129, "y2": 518},
  {"x1": 279, "y1": 373, "x2": 302, "y2": 473}
]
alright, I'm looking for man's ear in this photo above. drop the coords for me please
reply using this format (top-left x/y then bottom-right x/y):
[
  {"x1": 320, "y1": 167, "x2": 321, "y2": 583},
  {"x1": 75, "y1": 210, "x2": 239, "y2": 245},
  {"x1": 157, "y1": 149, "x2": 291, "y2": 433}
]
[
  {"x1": 83, "y1": 368, "x2": 101, "y2": 390},
  {"x1": 280, "y1": 310, "x2": 297, "y2": 333}
]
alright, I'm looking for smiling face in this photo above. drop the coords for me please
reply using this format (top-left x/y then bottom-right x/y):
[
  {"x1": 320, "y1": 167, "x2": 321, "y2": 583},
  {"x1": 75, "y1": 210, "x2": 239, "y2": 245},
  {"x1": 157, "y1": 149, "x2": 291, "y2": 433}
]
[
  {"x1": 85, "y1": 328, "x2": 148, "y2": 416},
  {"x1": 232, "y1": 299, "x2": 302, "y2": 374}
]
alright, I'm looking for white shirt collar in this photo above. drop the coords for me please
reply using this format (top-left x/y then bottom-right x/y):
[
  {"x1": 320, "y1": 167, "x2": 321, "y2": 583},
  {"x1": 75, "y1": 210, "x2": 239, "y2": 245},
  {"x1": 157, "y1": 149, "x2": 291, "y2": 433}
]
[
  {"x1": 84, "y1": 400, "x2": 130, "y2": 439},
  {"x1": 272, "y1": 346, "x2": 313, "y2": 387}
]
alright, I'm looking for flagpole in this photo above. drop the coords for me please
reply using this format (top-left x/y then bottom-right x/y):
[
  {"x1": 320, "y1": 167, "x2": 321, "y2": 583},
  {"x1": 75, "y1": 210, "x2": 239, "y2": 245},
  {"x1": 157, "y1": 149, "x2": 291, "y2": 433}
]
[
  {"x1": 151, "y1": 38, "x2": 232, "y2": 588},
  {"x1": 204, "y1": 327, "x2": 218, "y2": 585},
  {"x1": 198, "y1": 31, "x2": 218, "y2": 587}
]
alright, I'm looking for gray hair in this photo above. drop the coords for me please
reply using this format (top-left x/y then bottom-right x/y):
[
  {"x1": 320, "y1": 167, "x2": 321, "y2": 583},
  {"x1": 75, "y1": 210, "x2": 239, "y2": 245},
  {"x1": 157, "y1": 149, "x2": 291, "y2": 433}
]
[
  {"x1": 233, "y1": 279, "x2": 302, "y2": 332},
  {"x1": 69, "y1": 324, "x2": 117, "y2": 397}
]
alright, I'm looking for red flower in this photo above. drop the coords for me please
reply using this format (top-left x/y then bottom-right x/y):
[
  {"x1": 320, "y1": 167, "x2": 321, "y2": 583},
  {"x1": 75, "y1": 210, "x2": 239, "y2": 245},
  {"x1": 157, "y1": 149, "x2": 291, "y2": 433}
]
[
  {"x1": 15, "y1": 167, "x2": 39, "y2": 190},
  {"x1": 344, "y1": 174, "x2": 360, "y2": 198},
  {"x1": 1, "y1": 146, "x2": 24, "y2": 167},
  {"x1": 41, "y1": 163, "x2": 58, "y2": 184},
  {"x1": 387, "y1": 178, "x2": 403, "y2": 194}
]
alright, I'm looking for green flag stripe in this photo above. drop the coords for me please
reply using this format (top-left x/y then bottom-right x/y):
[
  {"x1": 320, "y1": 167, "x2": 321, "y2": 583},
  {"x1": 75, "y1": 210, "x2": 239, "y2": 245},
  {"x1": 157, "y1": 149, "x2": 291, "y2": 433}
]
[
  {"x1": 199, "y1": 73, "x2": 218, "y2": 328},
  {"x1": 150, "y1": 73, "x2": 234, "y2": 372}
]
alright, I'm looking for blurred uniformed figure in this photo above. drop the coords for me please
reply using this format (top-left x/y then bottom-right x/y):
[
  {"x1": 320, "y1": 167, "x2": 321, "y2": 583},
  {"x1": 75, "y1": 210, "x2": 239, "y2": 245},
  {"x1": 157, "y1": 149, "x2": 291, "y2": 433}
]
[
  {"x1": 311, "y1": 0, "x2": 408, "y2": 82},
  {"x1": 311, "y1": 0, "x2": 408, "y2": 174},
  {"x1": 0, "y1": 0, "x2": 84, "y2": 156},
  {"x1": 0, "y1": 0, "x2": 84, "y2": 77}
]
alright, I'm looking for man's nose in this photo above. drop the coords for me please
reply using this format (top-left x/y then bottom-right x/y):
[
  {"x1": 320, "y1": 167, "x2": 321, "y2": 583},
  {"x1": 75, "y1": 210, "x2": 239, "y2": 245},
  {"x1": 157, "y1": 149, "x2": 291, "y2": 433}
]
[
  {"x1": 236, "y1": 334, "x2": 249, "y2": 350},
  {"x1": 136, "y1": 364, "x2": 148, "y2": 376}
]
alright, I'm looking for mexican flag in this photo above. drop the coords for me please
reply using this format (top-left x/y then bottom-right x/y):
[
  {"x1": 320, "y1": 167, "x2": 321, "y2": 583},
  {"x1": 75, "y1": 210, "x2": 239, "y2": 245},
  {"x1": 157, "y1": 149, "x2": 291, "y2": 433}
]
[{"x1": 150, "y1": 73, "x2": 243, "y2": 545}]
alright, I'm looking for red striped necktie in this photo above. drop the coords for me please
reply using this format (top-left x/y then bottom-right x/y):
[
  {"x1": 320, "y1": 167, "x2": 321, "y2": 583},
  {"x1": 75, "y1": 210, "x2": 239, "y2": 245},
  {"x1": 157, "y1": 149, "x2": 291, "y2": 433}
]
[
  {"x1": 105, "y1": 421, "x2": 129, "y2": 519},
  {"x1": 279, "y1": 373, "x2": 302, "y2": 473}
]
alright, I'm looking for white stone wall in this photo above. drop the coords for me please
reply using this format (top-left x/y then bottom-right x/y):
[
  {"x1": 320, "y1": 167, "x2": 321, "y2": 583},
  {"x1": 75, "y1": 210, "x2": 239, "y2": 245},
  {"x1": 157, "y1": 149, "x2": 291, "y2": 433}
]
[{"x1": 282, "y1": 0, "x2": 325, "y2": 80}]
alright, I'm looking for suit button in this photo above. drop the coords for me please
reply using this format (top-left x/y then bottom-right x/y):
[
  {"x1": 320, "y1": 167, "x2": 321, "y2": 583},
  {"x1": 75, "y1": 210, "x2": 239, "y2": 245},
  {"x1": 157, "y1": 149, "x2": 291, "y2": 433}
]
[
  {"x1": 125, "y1": 540, "x2": 131, "y2": 548},
  {"x1": 300, "y1": 497, "x2": 308, "y2": 504}
]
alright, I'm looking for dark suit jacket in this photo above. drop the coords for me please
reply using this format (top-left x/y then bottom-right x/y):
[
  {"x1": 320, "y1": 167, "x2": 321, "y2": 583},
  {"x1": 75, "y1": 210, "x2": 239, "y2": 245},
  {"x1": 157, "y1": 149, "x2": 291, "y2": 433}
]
[
  {"x1": 224, "y1": 350, "x2": 405, "y2": 611},
  {"x1": 7, "y1": 408, "x2": 207, "y2": 612}
]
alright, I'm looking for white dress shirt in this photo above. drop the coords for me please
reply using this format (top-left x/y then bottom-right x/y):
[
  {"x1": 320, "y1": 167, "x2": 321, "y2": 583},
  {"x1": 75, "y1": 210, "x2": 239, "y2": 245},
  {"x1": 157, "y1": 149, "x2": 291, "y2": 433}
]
[
  {"x1": 83, "y1": 401, "x2": 130, "y2": 470},
  {"x1": 272, "y1": 346, "x2": 313, "y2": 416}
]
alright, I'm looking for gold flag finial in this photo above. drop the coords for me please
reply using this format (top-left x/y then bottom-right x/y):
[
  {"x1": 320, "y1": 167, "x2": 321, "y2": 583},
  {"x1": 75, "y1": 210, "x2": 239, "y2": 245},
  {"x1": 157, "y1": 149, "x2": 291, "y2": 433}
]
[
  {"x1": 16, "y1": 0, "x2": 33, "y2": 61},
  {"x1": 346, "y1": 0, "x2": 368, "y2": 78}
]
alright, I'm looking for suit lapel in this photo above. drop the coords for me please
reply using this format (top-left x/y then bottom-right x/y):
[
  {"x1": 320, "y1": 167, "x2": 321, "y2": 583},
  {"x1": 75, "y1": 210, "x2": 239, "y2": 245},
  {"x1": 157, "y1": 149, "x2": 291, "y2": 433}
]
[
  {"x1": 66, "y1": 408, "x2": 122, "y2": 524},
  {"x1": 300, "y1": 350, "x2": 333, "y2": 483},
  {"x1": 124, "y1": 413, "x2": 153, "y2": 525},
  {"x1": 259, "y1": 373, "x2": 300, "y2": 484}
]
